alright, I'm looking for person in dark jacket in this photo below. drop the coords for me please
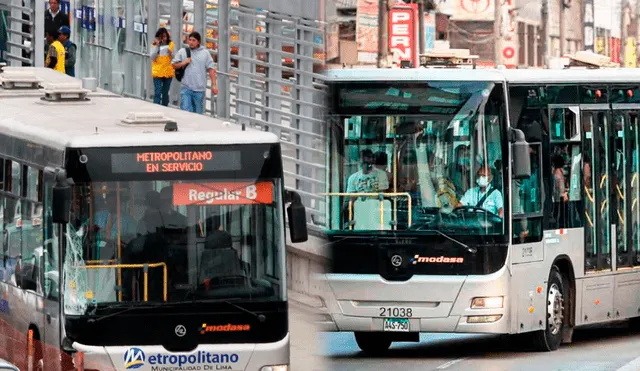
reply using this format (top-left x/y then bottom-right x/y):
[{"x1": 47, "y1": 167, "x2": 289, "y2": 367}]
[
  {"x1": 45, "y1": 0, "x2": 69, "y2": 37},
  {"x1": 57, "y1": 26, "x2": 76, "y2": 77}
]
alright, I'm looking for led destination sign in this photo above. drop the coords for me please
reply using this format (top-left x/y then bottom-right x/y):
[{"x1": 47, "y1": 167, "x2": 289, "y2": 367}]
[
  {"x1": 173, "y1": 182, "x2": 274, "y2": 206},
  {"x1": 111, "y1": 150, "x2": 241, "y2": 173}
]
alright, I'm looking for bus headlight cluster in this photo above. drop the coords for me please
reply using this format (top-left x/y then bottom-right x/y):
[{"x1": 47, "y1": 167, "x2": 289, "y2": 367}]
[
  {"x1": 471, "y1": 296, "x2": 504, "y2": 309},
  {"x1": 260, "y1": 365, "x2": 288, "y2": 371}
]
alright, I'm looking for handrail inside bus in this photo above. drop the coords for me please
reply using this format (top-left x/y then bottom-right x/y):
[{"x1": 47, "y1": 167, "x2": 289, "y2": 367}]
[
  {"x1": 321, "y1": 192, "x2": 412, "y2": 230},
  {"x1": 80, "y1": 262, "x2": 168, "y2": 302}
]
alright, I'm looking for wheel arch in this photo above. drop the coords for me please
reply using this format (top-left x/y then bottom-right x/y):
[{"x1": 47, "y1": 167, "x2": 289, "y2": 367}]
[{"x1": 551, "y1": 255, "x2": 575, "y2": 343}]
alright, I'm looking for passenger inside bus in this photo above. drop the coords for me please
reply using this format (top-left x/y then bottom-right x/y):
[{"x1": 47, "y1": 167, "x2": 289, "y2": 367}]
[
  {"x1": 427, "y1": 150, "x2": 458, "y2": 213},
  {"x1": 373, "y1": 151, "x2": 392, "y2": 187},
  {"x1": 451, "y1": 144, "x2": 472, "y2": 198},
  {"x1": 551, "y1": 152, "x2": 568, "y2": 226},
  {"x1": 346, "y1": 149, "x2": 390, "y2": 194},
  {"x1": 200, "y1": 215, "x2": 247, "y2": 291},
  {"x1": 458, "y1": 166, "x2": 504, "y2": 217},
  {"x1": 93, "y1": 193, "x2": 137, "y2": 246}
]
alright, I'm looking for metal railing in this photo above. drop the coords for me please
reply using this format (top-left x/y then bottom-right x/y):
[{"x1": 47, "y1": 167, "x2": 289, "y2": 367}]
[
  {"x1": 78, "y1": 0, "x2": 327, "y2": 235},
  {"x1": 0, "y1": 0, "x2": 43, "y2": 67},
  {"x1": 323, "y1": 192, "x2": 413, "y2": 230},
  {"x1": 82, "y1": 261, "x2": 168, "y2": 302}
]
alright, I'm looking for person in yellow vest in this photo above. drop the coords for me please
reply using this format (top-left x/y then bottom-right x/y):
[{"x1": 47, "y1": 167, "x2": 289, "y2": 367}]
[{"x1": 45, "y1": 29, "x2": 65, "y2": 74}]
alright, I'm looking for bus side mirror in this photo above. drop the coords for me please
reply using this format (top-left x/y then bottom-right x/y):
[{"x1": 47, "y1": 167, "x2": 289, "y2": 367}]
[
  {"x1": 52, "y1": 186, "x2": 72, "y2": 224},
  {"x1": 510, "y1": 128, "x2": 531, "y2": 179},
  {"x1": 286, "y1": 190, "x2": 308, "y2": 243},
  {"x1": 48, "y1": 167, "x2": 73, "y2": 225}
]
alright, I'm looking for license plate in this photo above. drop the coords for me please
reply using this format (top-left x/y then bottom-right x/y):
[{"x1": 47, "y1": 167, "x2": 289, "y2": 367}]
[{"x1": 383, "y1": 318, "x2": 410, "y2": 332}]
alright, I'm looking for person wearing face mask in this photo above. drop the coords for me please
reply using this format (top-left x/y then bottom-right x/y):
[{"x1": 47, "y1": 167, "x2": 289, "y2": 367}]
[
  {"x1": 458, "y1": 166, "x2": 504, "y2": 217},
  {"x1": 346, "y1": 149, "x2": 390, "y2": 194}
]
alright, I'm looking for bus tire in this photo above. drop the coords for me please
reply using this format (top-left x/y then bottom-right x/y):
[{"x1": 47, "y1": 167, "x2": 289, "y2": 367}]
[
  {"x1": 531, "y1": 266, "x2": 566, "y2": 351},
  {"x1": 354, "y1": 332, "x2": 392, "y2": 354}
]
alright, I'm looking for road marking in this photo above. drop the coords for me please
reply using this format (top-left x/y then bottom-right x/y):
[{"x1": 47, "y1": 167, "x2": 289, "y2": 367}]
[
  {"x1": 616, "y1": 355, "x2": 640, "y2": 371},
  {"x1": 436, "y1": 358, "x2": 468, "y2": 369}
]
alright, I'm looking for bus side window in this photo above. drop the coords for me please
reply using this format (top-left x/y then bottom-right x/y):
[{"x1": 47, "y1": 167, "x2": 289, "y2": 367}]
[
  {"x1": 548, "y1": 106, "x2": 583, "y2": 230},
  {"x1": 18, "y1": 166, "x2": 43, "y2": 293},
  {"x1": 512, "y1": 143, "x2": 543, "y2": 244}
]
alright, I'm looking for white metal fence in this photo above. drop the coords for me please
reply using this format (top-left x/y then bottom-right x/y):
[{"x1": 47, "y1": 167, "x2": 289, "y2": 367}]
[{"x1": 0, "y1": 0, "x2": 328, "y2": 233}]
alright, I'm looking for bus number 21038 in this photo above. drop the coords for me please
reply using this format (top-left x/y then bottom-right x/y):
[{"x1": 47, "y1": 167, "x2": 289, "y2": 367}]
[{"x1": 379, "y1": 307, "x2": 413, "y2": 318}]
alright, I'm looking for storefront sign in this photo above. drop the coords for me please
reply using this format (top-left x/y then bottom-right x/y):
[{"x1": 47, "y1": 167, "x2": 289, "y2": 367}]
[{"x1": 388, "y1": 4, "x2": 418, "y2": 67}]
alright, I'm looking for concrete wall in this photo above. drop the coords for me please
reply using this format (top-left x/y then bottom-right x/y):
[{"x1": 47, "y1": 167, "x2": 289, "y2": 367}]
[{"x1": 285, "y1": 232, "x2": 329, "y2": 298}]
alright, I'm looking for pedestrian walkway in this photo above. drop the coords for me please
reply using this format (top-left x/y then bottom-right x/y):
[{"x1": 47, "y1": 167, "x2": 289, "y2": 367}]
[{"x1": 289, "y1": 300, "x2": 325, "y2": 370}]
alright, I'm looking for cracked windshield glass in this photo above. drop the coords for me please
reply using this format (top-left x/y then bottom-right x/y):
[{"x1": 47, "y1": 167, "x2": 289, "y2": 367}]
[{"x1": 327, "y1": 81, "x2": 506, "y2": 235}]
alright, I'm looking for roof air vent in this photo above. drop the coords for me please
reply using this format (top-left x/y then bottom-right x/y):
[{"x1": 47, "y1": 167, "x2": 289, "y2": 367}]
[
  {"x1": 0, "y1": 70, "x2": 42, "y2": 89},
  {"x1": 41, "y1": 82, "x2": 90, "y2": 102},
  {"x1": 120, "y1": 112, "x2": 177, "y2": 127}
]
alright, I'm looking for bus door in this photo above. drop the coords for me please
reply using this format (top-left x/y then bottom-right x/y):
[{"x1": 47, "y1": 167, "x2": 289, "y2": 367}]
[
  {"x1": 580, "y1": 105, "x2": 613, "y2": 273},
  {"x1": 611, "y1": 104, "x2": 640, "y2": 270}
]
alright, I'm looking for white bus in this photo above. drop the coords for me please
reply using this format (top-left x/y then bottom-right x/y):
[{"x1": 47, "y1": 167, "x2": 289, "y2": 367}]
[
  {"x1": 0, "y1": 66, "x2": 307, "y2": 371},
  {"x1": 317, "y1": 65, "x2": 640, "y2": 353}
]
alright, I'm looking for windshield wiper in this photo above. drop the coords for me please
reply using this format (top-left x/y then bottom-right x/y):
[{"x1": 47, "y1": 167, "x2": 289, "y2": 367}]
[
  {"x1": 173, "y1": 299, "x2": 267, "y2": 323},
  {"x1": 87, "y1": 302, "x2": 162, "y2": 323},
  {"x1": 86, "y1": 299, "x2": 267, "y2": 323},
  {"x1": 420, "y1": 228, "x2": 477, "y2": 254}
]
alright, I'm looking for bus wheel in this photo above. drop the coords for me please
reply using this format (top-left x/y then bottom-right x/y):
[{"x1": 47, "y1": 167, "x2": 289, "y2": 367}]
[
  {"x1": 26, "y1": 328, "x2": 43, "y2": 371},
  {"x1": 354, "y1": 332, "x2": 392, "y2": 354},
  {"x1": 531, "y1": 266, "x2": 566, "y2": 351}
]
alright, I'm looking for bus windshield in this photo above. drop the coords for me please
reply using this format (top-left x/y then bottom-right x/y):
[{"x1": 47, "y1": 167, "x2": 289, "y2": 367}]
[
  {"x1": 61, "y1": 145, "x2": 285, "y2": 315},
  {"x1": 327, "y1": 81, "x2": 507, "y2": 236}
]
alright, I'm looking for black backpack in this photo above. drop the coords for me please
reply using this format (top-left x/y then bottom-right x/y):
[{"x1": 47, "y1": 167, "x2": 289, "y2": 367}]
[{"x1": 174, "y1": 48, "x2": 191, "y2": 82}]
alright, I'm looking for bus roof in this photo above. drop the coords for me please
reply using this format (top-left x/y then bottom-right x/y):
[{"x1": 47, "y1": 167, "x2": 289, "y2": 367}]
[
  {"x1": 501, "y1": 68, "x2": 640, "y2": 84},
  {"x1": 0, "y1": 67, "x2": 278, "y2": 150},
  {"x1": 324, "y1": 67, "x2": 640, "y2": 85},
  {"x1": 323, "y1": 68, "x2": 505, "y2": 82}
]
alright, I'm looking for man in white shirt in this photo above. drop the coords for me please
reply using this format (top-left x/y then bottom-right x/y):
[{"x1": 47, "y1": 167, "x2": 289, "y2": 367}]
[
  {"x1": 458, "y1": 166, "x2": 504, "y2": 217},
  {"x1": 346, "y1": 149, "x2": 391, "y2": 230},
  {"x1": 346, "y1": 149, "x2": 389, "y2": 194}
]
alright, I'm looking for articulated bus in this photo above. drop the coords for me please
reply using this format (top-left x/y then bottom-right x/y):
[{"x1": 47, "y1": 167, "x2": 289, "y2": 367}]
[
  {"x1": 0, "y1": 66, "x2": 307, "y2": 371},
  {"x1": 317, "y1": 66, "x2": 640, "y2": 353}
]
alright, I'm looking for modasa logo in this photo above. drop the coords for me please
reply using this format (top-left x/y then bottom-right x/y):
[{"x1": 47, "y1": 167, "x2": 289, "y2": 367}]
[
  {"x1": 200, "y1": 323, "x2": 251, "y2": 334},
  {"x1": 410, "y1": 255, "x2": 464, "y2": 264},
  {"x1": 123, "y1": 347, "x2": 146, "y2": 369}
]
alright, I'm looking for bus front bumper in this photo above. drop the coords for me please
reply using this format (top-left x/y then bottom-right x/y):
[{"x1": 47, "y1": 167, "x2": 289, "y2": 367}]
[
  {"x1": 313, "y1": 267, "x2": 510, "y2": 334},
  {"x1": 71, "y1": 333, "x2": 290, "y2": 371}
]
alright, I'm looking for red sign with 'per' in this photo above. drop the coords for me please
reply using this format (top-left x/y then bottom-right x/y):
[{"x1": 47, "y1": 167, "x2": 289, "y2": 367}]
[{"x1": 173, "y1": 182, "x2": 274, "y2": 206}]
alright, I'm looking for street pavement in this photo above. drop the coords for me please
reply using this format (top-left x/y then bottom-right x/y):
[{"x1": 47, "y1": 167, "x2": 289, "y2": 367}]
[
  {"x1": 319, "y1": 322, "x2": 640, "y2": 371},
  {"x1": 289, "y1": 301, "x2": 326, "y2": 371}
]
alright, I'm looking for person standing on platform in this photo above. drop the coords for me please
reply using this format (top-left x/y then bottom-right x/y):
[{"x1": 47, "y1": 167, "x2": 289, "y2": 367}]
[
  {"x1": 45, "y1": 0, "x2": 69, "y2": 36},
  {"x1": 57, "y1": 26, "x2": 76, "y2": 77},
  {"x1": 171, "y1": 32, "x2": 218, "y2": 114},
  {"x1": 151, "y1": 27, "x2": 175, "y2": 106},
  {"x1": 45, "y1": 29, "x2": 65, "y2": 74}
]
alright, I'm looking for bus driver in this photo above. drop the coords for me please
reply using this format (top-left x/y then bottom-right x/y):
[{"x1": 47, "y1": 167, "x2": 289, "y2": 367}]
[{"x1": 458, "y1": 165, "x2": 504, "y2": 217}]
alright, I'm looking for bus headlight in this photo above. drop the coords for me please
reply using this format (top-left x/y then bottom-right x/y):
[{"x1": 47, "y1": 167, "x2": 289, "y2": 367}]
[
  {"x1": 260, "y1": 365, "x2": 288, "y2": 371},
  {"x1": 471, "y1": 296, "x2": 504, "y2": 309}
]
